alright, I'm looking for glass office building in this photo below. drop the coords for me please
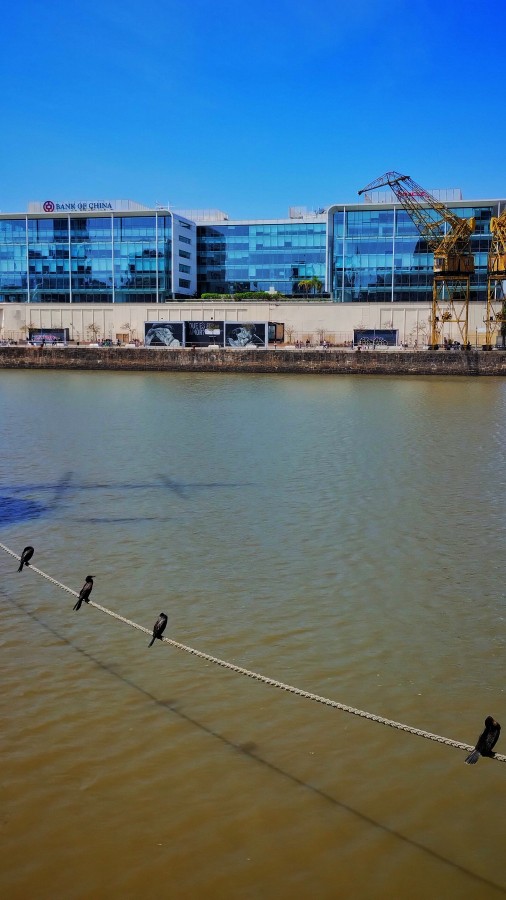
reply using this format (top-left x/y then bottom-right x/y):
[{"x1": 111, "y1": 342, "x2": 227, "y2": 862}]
[
  {"x1": 0, "y1": 196, "x2": 503, "y2": 303},
  {"x1": 329, "y1": 202, "x2": 498, "y2": 304},
  {"x1": 197, "y1": 221, "x2": 327, "y2": 296},
  {"x1": 0, "y1": 207, "x2": 196, "y2": 303}
]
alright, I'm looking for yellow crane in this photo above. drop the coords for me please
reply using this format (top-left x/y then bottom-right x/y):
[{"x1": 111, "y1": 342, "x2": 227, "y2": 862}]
[
  {"x1": 358, "y1": 172, "x2": 475, "y2": 347},
  {"x1": 485, "y1": 206, "x2": 506, "y2": 349}
]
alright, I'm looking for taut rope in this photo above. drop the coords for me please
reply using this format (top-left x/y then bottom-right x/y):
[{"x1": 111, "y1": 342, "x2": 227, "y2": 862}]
[{"x1": 1, "y1": 541, "x2": 504, "y2": 762}]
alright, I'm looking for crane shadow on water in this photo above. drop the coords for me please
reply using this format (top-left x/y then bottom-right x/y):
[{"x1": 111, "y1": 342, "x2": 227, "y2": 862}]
[
  {"x1": 0, "y1": 472, "x2": 255, "y2": 526},
  {"x1": 2, "y1": 589, "x2": 505, "y2": 897}
]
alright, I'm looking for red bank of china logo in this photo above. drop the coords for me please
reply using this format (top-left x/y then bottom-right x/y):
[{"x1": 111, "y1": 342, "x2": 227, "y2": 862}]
[{"x1": 43, "y1": 200, "x2": 55, "y2": 212}]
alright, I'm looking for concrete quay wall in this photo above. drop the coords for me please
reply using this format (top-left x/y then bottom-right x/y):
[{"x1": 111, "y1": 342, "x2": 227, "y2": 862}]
[
  {"x1": 0, "y1": 300, "x2": 494, "y2": 348},
  {"x1": 1, "y1": 346, "x2": 506, "y2": 376}
]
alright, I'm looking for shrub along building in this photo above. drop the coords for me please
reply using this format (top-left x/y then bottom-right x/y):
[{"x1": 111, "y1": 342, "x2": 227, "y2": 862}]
[{"x1": 0, "y1": 192, "x2": 504, "y2": 347}]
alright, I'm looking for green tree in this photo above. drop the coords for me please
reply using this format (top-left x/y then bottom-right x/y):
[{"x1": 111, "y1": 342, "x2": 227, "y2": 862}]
[
  {"x1": 298, "y1": 279, "x2": 312, "y2": 296},
  {"x1": 309, "y1": 276, "x2": 323, "y2": 295},
  {"x1": 299, "y1": 276, "x2": 323, "y2": 296}
]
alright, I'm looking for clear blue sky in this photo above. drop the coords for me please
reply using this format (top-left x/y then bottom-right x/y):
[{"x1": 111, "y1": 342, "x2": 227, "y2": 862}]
[{"x1": 1, "y1": 0, "x2": 504, "y2": 218}]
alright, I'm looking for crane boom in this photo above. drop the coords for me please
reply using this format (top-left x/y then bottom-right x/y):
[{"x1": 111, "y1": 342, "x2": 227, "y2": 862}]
[
  {"x1": 359, "y1": 172, "x2": 454, "y2": 245},
  {"x1": 359, "y1": 171, "x2": 476, "y2": 346},
  {"x1": 359, "y1": 171, "x2": 475, "y2": 273}
]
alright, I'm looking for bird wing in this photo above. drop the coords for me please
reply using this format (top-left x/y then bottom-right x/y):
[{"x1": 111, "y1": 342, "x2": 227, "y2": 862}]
[
  {"x1": 154, "y1": 615, "x2": 167, "y2": 636},
  {"x1": 485, "y1": 726, "x2": 501, "y2": 754},
  {"x1": 477, "y1": 725, "x2": 500, "y2": 755}
]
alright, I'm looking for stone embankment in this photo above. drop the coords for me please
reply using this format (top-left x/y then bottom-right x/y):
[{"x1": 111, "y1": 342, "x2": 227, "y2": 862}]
[{"x1": 1, "y1": 346, "x2": 506, "y2": 375}]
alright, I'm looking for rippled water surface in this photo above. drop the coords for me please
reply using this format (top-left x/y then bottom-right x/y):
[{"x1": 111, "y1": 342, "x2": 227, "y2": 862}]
[{"x1": 1, "y1": 370, "x2": 506, "y2": 899}]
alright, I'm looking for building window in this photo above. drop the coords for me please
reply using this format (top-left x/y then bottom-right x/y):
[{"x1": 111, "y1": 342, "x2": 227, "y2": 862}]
[
  {"x1": 179, "y1": 264, "x2": 191, "y2": 273},
  {"x1": 179, "y1": 278, "x2": 191, "y2": 288},
  {"x1": 179, "y1": 235, "x2": 191, "y2": 244},
  {"x1": 179, "y1": 249, "x2": 191, "y2": 259}
]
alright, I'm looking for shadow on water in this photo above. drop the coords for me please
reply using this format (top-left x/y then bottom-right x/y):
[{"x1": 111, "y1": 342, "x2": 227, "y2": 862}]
[
  {"x1": 0, "y1": 472, "x2": 75, "y2": 527},
  {"x1": 0, "y1": 473, "x2": 255, "y2": 527},
  {"x1": 74, "y1": 517, "x2": 175, "y2": 524},
  {"x1": 0, "y1": 496, "x2": 48, "y2": 526},
  {"x1": 6, "y1": 473, "x2": 253, "y2": 497},
  {"x1": 2, "y1": 587, "x2": 505, "y2": 897}
]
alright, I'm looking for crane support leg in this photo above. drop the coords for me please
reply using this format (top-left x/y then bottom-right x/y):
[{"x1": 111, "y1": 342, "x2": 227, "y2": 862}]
[
  {"x1": 429, "y1": 277, "x2": 470, "y2": 348},
  {"x1": 485, "y1": 276, "x2": 506, "y2": 349}
]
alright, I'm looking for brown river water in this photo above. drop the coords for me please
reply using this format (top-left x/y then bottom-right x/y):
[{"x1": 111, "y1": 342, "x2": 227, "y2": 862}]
[{"x1": 1, "y1": 370, "x2": 505, "y2": 899}]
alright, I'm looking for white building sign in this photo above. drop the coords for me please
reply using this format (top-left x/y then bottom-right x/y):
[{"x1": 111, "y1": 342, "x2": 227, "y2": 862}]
[{"x1": 28, "y1": 199, "x2": 148, "y2": 214}]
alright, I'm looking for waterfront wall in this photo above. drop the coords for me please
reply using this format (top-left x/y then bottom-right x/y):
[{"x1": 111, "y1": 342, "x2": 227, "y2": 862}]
[
  {"x1": 0, "y1": 300, "x2": 496, "y2": 347},
  {"x1": 1, "y1": 346, "x2": 506, "y2": 376}
]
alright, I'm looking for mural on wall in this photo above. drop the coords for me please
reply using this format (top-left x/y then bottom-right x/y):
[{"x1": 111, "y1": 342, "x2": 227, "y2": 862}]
[
  {"x1": 144, "y1": 321, "x2": 270, "y2": 347},
  {"x1": 225, "y1": 323, "x2": 267, "y2": 348},
  {"x1": 144, "y1": 322, "x2": 184, "y2": 347},
  {"x1": 185, "y1": 321, "x2": 224, "y2": 347},
  {"x1": 353, "y1": 329, "x2": 398, "y2": 347},
  {"x1": 29, "y1": 328, "x2": 69, "y2": 344}
]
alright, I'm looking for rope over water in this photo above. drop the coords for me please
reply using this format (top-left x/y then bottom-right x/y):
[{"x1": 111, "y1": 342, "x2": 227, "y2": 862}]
[{"x1": 2, "y1": 540, "x2": 504, "y2": 763}]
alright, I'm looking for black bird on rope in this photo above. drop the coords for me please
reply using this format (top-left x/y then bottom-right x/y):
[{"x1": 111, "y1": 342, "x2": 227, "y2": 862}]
[
  {"x1": 465, "y1": 716, "x2": 501, "y2": 765},
  {"x1": 73, "y1": 575, "x2": 94, "y2": 611},
  {"x1": 148, "y1": 613, "x2": 168, "y2": 647},
  {"x1": 18, "y1": 546, "x2": 34, "y2": 572}
]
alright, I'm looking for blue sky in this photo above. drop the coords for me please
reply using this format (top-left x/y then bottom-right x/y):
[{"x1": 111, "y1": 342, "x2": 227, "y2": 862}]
[{"x1": 1, "y1": 0, "x2": 504, "y2": 217}]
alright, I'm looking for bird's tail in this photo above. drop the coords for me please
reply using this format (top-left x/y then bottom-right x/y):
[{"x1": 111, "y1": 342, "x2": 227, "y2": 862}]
[
  {"x1": 465, "y1": 750, "x2": 480, "y2": 765},
  {"x1": 73, "y1": 600, "x2": 81, "y2": 612},
  {"x1": 17, "y1": 562, "x2": 23, "y2": 572},
  {"x1": 148, "y1": 635, "x2": 156, "y2": 648}
]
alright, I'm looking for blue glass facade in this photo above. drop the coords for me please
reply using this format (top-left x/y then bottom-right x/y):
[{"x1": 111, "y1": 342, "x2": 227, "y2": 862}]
[
  {"x1": 0, "y1": 219, "x2": 28, "y2": 302},
  {"x1": 0, "y1": 200, "x2": 502, "y2": 303},
  {"x1": 197, "y1": 222, "x2": 327, "y2": 295},
  {"x1": 0, "y1": 213, "x2": 185, "y2": 303},
  {"x1": 331, "y1": 203, "x2": 497, "y2": 303}
]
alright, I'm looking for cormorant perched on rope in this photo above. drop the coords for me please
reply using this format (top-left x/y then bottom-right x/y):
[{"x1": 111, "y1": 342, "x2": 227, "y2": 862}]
[
  {"x1": 73, "y1": 575, "x2": 94, "y2": 611},
  {"x1": 465, "y1": 716, "x2": 501, "y2": 764},
  {"x1": 148, "y1": 613, "x2": 168, "y2": 647},
  {"x1": 18, "y1": 546, "x2": 34, "y2": 572}
]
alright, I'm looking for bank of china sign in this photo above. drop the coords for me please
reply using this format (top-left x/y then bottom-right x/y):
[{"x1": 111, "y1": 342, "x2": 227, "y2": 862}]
[{"x1": 42, "y1": 200, "x2": 114, "y2": 212}]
